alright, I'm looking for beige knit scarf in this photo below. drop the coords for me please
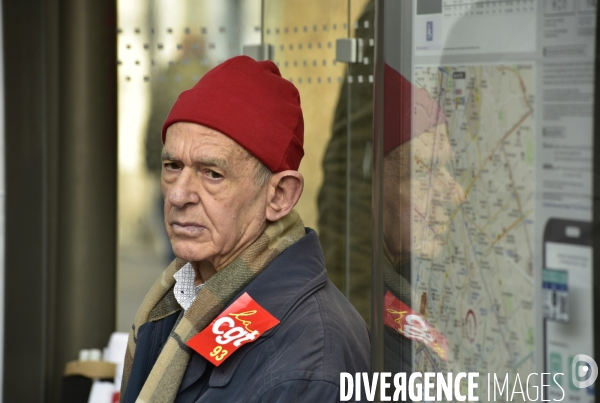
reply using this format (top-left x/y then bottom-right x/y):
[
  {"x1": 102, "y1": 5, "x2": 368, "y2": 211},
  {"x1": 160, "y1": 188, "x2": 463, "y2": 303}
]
[{"x1": 120, "y1": 210, "x2": 305, "y2": 402}]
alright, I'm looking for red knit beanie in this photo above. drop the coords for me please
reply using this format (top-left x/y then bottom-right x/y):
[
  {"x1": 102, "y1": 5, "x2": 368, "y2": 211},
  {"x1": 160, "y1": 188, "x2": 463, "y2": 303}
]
[{"x1": 162, "y1": 56, "x2": 304, "y2": 172}]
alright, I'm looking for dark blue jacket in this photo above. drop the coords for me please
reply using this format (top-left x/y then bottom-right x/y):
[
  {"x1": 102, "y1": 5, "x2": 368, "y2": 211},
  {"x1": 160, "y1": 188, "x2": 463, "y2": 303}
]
[{"x1": 123, "y1": 229, "x2": 370, "y2": 402}]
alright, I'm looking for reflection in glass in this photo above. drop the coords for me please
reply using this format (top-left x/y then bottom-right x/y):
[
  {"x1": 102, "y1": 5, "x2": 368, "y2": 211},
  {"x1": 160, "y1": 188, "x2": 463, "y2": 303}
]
[
  {"x1": 408, "y1": 63, "x2": 536, "y2": 387},
  {"x1": 263, "y1": 0, "x2": 352, "y2": 232},
  {"x1": 379, "y1": 1, "x2": 548, "y2": 399},
  {"x1": 381, "y1": 63, "x2": 466, "y2": 374},
  {"x1": 318, "y1": 0, "x2": 374, "y2": 323}
]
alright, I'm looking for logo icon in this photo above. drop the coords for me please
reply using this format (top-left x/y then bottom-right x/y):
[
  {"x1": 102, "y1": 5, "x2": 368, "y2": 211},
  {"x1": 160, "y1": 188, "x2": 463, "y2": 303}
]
[
  {"x1": 572, "y1": 354, "x2": 598, "y2": 388},
  {"x1": 187, "y1": 292, "x2": 280, "y2": 366},
  {"x1": 426, "y1": 21, "x2": 433, "y2": 41}
]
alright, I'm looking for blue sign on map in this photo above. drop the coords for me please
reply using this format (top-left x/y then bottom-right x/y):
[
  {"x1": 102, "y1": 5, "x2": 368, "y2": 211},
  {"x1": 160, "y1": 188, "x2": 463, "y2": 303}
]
[{"x1": 426, "y1": 21, "x2": 433, "y2": 41}]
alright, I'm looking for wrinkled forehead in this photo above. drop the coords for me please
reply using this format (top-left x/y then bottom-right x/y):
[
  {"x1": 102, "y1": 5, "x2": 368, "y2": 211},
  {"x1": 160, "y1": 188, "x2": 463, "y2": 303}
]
[{"x1": 162, "y1": 122, "x2": 255, "y2": 164}]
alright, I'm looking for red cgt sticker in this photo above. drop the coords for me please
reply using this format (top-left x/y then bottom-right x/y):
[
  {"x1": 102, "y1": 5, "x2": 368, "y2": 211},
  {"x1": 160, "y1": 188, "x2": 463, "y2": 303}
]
[
  {"x1": 384, "y1": 291, "x2": 449, "y2": 362},
  {"x1": 187, "y1": 292, "x2": 280, "y2": 366}
]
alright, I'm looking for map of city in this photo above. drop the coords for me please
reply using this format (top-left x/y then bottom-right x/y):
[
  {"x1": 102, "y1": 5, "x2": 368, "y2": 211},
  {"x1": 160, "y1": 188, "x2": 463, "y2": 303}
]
[{"x1": 412, "y1": 64, "x2": 535, "y2": 399}]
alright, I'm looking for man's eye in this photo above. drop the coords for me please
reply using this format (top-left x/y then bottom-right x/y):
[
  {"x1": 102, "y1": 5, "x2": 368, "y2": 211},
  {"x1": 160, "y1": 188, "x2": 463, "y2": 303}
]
[
  {"x1": 163, "y1": 162, "x2": 180, "y2": 171},
  {"x1": 207, "y1": 170, "x2": 223, "y2": 179}
]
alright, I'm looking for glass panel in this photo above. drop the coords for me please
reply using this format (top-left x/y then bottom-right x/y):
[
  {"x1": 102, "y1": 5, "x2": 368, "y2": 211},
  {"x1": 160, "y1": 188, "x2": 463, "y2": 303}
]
[
  {"x1": 378, "y1": 1, "x2": 598, "y2": 400},
  {"x1": 345, "y1": 0, "x2": 374, "y2": 322},
  {"x1": 377, "y1": 0, "x2": 415, "y2": 374},
  {"x1": 264, "y1": 0, "x2": 373, "y2": 321},
  {"x1": 263, "y1": 0, "x2": 348, "y2": 232},
  {"x1": 323, "y1": 0, "x2": 374, "y2": 322},
  {"x1": 262, "y1": 1, "x2": 354, "y2": 301},
  {"x1": 116, "y1": 0, "x2": 261, "y2": 332}
]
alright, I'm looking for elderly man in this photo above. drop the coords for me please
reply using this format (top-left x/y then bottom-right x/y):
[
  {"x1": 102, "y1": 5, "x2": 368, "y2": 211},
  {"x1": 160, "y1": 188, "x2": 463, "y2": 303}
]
[{"x1": 120, "y1": 56, "x2": 370, "y2": 402}]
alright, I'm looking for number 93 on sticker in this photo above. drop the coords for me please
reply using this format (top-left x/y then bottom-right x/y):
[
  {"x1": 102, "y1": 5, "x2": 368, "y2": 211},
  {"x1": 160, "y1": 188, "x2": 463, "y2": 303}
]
[
  {"x1": 209, "y1": 346, "x2": 228, "y2": 361},
  {"x1": 186, "y1": 292, "x2": 280, "y2": 366}
]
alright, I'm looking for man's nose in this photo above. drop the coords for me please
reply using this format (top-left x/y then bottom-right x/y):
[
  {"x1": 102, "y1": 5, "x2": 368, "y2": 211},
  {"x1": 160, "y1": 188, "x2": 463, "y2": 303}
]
[{"x1": 166, "y1": 170, "x2": 200, "y2": 208}]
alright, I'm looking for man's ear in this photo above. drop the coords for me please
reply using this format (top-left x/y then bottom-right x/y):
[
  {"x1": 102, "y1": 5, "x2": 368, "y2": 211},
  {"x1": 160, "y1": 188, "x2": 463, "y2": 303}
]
[{"x1": 265, "y1": 170, "x2": 304, "y2": 222}]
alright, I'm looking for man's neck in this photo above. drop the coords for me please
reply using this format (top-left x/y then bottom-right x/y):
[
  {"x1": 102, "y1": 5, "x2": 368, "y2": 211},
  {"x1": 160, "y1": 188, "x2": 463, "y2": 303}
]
[{"x1": 191, "y1": 261, "x2": 217, "y2": 286}]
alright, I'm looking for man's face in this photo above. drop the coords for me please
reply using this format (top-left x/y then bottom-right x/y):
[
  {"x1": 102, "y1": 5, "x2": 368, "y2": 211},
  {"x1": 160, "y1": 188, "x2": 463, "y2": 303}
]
[
  {"x1": 161, "y1": 122, "x2": 269, "y2": 270},
  {"x1": 383, "y1": 123, "x2": 465, "y2": 265}
]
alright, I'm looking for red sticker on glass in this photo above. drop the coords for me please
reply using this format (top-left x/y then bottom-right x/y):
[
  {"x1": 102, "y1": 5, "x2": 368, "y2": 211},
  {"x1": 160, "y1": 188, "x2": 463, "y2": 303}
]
[
  {"x1": 187, "y1": 292, "x2": 280, "y2": 366},
  {"x1": 384, "y1": 291, "x2": 449, "y2": 361}
]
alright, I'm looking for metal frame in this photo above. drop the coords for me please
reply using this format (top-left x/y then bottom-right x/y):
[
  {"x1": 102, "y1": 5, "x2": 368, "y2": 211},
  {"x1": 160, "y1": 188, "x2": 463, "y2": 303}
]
[
  {"x1": 370, "y1": 0, "x2": 385, "y2": 389},
  {"x1": 3, "y1": 0, "x2": 117, "y2": 401}
]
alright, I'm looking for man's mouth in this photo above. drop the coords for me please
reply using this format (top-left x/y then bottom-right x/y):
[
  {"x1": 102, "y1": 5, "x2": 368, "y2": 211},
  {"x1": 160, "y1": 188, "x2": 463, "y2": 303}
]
[{"x1": 171, "y1": 221, "x2": 205, "y2": 236}]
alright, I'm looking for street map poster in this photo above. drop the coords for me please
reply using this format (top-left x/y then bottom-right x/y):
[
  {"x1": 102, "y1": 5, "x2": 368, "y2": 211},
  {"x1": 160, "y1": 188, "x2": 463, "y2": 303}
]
[{"x1": 403, "y1": 1, "x2": 596, "y2": 401}]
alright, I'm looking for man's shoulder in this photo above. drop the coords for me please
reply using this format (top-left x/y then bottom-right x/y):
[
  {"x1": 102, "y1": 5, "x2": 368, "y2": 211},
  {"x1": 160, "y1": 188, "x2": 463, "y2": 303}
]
[
  {"x1": 257, "y1": 228, "x2": 369, "y2": 354},
  {"x1": 216, "y1": 283, "x2": 368, "y2": 399},
  {"x1": 262, "y1": 279, "x2": 369, "y2": 376},
  {"x1": 271, "y1": 277, "x2": 366, "y2": 338},
  {"x1": 248, "y1": 229, "x2": 369, "y2": 354},
  {"x1": 310, "y1": 279, "x2": 370, "y2": 362}
]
